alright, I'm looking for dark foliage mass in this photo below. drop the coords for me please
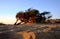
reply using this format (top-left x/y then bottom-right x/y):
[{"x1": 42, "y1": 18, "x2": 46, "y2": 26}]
[
  {"x1": 14, "y1": 8, "x2": 52, "y2": 25},
  {"x1": 0, "y1": 23, "x2": 5, "y2": 25}
]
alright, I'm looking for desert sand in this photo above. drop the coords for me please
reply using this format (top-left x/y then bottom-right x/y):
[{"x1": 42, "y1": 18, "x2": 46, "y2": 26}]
[{"x1": 0, "y1": 23, "x2": 60, "y2": 39}]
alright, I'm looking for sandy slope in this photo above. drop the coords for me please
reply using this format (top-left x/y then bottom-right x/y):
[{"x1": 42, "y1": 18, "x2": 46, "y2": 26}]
[{"x1": 0, "y1": 23, "x2": 60, "y2": 39}]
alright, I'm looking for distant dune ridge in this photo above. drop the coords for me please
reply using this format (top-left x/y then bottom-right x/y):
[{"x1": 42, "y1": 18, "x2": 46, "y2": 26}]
[{"x1": 0, "y1": 23, "x2": 60, "y2": 39}]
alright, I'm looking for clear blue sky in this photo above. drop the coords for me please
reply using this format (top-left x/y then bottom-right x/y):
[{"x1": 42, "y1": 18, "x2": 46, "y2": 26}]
[{"x1": 0, "y1": 0, "x2": 60, "y2": 24}]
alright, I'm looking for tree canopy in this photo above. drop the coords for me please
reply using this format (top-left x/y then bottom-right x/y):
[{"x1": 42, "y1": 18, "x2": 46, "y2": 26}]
[{"x1": 15, "y1": 8, "x2": 52, "y2": 24}]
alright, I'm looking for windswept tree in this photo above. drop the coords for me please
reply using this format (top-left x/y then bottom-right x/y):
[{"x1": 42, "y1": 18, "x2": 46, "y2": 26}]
[{"x1": 14, "y1": 8, "x2": 52, "y2": 25}]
